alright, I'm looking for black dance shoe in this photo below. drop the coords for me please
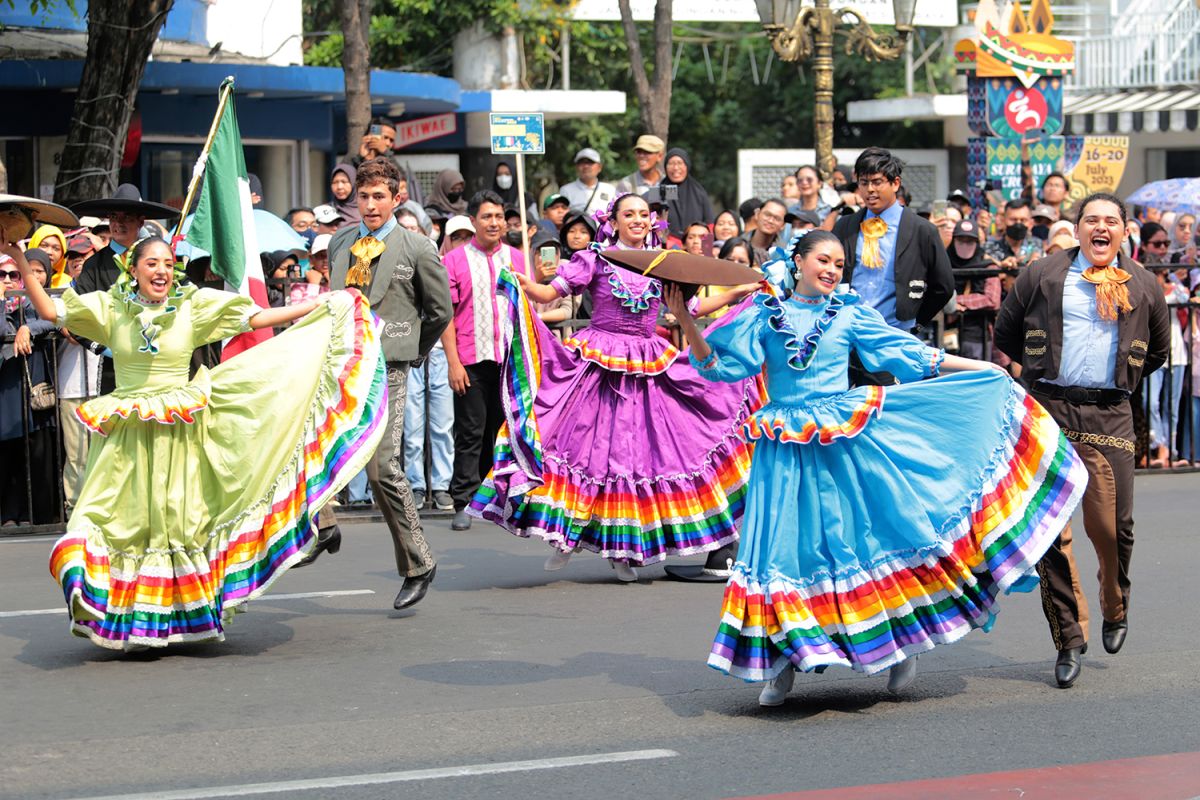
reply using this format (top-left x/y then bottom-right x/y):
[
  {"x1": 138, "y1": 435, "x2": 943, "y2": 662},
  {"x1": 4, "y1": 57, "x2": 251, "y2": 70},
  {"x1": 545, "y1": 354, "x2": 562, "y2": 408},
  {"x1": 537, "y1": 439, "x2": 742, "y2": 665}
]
[
  {"x1": 393, "y1": 565, "x2": 436, "y2": 610},
  {"x1": 1102, "y1": 619, "x2": 1128, "y2": 654},
  {"x1": 294, "y1": 526, "x2": 342, "y2": 568},
  {"x1": 1054, "y1": 645, "x2": 1086, "y2": 688},
  {"x1": 664, "y1": 543, "x2": 737, "y2": 583}
]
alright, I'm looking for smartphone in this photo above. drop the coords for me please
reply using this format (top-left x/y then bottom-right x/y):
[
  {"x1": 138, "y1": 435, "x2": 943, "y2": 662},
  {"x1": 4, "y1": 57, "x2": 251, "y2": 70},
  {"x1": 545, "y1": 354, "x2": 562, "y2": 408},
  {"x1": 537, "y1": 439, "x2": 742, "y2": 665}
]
[
  {"x1": 661, "y1": 184, "x2": 679, "y2": 202},
  {"x1": 931, "y1": 199, "x2": 948, "y2": 218},
  {"x1": 368, "y1": 124, "x2": 383, "y2": 137},
  {"x1": 539, "y1": 246, "x2": 556, "y2": 266}
]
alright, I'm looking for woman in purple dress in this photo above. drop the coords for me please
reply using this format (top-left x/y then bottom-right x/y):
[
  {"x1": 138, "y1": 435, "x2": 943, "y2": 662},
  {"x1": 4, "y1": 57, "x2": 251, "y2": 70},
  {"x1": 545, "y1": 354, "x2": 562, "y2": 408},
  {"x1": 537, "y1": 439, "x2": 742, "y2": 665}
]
[{"x1": 469, "y1": 193, "x2": 761, "y2": 581}]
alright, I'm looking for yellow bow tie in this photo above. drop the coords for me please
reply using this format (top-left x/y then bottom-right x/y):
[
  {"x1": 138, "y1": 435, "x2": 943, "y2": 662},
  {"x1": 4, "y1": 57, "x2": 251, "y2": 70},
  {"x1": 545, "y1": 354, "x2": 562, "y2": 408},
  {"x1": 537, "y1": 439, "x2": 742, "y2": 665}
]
[
  {"x1": 860, "y1": 217, "x2": 889, "y2": 269},
  {"x1": 347, "y1": 235, "x2": 387, "y2": 287}
]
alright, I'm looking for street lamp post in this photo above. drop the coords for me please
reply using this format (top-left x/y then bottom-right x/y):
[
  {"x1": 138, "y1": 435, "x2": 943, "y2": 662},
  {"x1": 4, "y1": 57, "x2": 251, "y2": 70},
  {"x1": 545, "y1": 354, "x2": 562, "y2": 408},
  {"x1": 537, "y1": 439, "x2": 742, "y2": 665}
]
[{"x1": 756, "y1": 0, "x2": 918, "y2": 182}]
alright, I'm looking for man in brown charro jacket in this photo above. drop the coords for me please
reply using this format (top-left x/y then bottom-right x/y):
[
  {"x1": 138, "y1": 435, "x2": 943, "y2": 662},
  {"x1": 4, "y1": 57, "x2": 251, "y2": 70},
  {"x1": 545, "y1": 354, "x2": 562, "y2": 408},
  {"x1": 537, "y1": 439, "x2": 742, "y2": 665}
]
[{"x1": 994, "y1": 192, "x2": 1171, "y2": 689}]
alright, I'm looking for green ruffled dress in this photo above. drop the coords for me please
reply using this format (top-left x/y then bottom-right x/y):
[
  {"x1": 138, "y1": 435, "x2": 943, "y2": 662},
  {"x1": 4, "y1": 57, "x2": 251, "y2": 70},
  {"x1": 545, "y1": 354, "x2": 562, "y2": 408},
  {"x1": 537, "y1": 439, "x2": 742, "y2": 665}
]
[{"x1": 48, "y1": 282, "x2": 386, "y2": 649}]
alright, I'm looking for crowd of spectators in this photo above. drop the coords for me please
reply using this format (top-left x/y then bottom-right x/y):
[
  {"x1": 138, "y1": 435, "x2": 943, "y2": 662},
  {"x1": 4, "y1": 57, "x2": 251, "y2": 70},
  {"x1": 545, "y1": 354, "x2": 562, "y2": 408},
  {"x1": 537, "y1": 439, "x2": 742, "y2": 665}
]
[{"x1": 2, "y1": 115, "x2": 1198, "y2": 529}]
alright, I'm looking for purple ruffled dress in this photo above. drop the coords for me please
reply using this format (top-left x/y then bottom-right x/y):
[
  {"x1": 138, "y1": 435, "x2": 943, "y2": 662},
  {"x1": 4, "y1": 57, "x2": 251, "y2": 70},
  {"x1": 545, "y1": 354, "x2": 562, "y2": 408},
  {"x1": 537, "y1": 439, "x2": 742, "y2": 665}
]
[{"x1": 469, "y1": 247, "x2": 763, "y2": 565}]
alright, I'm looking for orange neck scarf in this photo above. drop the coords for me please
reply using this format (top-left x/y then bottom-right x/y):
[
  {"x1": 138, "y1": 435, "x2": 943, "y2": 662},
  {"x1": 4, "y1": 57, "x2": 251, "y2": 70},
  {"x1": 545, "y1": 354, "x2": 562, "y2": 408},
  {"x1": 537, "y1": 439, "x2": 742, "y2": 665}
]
[
  {"x1": 860, "y1": 217, "x2": 888, "y2": 269},
  {"x1": 1080, "y1": 262, "x2": 1133, "y2": 321}
]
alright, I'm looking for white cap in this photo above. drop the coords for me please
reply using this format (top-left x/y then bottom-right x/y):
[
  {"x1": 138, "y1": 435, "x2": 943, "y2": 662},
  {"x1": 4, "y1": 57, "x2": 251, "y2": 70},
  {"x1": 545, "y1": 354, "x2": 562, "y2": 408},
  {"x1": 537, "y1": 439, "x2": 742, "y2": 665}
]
[
  {"x1": 573, "y1": 147, "x2": 601, "y2": 164},
  {"x1": 78, "y1": 215, "x2": 107, "y2": 228},
  {"x1": 445, "y1": 215, "x2": 475, "y2": 237},
  {"x1": 313, "y1": 204, "x2": 344, "y2": 224},
  {"x1": 310, "y1": 233, "x2": 332, "y2": 255}
]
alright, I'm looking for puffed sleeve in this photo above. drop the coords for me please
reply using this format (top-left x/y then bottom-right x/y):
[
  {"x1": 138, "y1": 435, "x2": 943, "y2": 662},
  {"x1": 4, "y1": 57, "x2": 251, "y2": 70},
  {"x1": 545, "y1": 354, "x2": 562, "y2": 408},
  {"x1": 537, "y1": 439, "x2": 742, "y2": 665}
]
[
  {"x1": 551, "y1": 250, "x2": 596, "y2": 298},
  {"x1": 690, "y1": 294, "x2": 768, "y2": 383},
  {"x1": 189, "y1": 288, "x2": 262, "y2": 345},
  {"x1": 53, "y1": 288, "x2": 113, "y2": 345},
  {"x1": 851, "y1": 303, "x2": 943, "y2": 382}
]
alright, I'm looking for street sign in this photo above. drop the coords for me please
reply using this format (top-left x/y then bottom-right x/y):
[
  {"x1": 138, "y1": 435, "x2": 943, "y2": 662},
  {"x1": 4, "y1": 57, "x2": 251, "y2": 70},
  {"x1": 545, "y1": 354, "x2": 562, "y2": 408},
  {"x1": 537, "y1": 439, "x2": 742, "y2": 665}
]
[
  {"x1": 394, "y1": 113, "x2": 456, "y2": 150},
  {"x1": 489, "y1": 112, "x2": 545, "y2": 155}
]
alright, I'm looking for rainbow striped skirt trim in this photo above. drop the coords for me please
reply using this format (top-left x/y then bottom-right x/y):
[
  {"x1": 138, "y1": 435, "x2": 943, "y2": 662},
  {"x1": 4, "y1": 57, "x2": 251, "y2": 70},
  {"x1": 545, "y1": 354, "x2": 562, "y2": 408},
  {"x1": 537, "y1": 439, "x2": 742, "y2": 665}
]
[
  {"x1": 49, "y1": 290, "x2": 386, "y2": 650},
  {"x1": 708, "y1": 372, "x2": 1088, "y2": 680}
]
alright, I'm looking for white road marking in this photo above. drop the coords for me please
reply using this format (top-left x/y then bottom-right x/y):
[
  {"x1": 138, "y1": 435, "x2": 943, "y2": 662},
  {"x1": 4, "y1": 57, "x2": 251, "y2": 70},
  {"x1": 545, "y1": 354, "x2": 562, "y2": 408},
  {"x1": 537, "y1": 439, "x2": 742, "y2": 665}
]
[
  {"x1": 0, "y1": 534, "x2": 61, "y2": 544},
  {"x1": 65, "y1": 749, "x2": 680, "y2": 800},
  {"x1": 0, "y1": 589, "x2": 375, "y2": 619}
]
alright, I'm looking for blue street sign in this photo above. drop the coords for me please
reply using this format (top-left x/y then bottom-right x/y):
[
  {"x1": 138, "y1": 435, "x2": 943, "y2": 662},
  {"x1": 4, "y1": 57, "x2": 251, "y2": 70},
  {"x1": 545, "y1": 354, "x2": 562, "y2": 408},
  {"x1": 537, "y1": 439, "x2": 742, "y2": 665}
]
[{"x1": 489, "y1": 113, "x2": 545, "y2": 155}]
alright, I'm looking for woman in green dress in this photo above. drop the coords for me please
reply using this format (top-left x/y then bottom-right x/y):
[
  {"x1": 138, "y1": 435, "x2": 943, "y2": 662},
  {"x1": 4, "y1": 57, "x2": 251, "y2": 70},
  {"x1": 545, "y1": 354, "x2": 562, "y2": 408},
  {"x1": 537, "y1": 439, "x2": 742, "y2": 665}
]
[{"x1": 5, "y1": 237, "x2": 387, "y2": 651}]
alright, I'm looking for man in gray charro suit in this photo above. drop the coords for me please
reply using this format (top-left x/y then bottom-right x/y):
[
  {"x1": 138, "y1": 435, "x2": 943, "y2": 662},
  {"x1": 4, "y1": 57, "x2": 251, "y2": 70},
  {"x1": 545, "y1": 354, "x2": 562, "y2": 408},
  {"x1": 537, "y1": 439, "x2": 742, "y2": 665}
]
[{"x1": 317, "y1": 157, "x2": 452, "y2": 610}]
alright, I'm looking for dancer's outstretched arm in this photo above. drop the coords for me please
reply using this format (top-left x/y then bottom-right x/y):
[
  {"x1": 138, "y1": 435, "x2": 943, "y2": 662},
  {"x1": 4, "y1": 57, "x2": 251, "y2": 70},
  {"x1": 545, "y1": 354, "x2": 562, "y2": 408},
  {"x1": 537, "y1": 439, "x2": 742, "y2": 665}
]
[
  {"x1": 664, "y1": 283, "x2": 711, "y2": 362},
  {"x1": 692, "y1": 283, "x2": 759, "y2": 317},
  {"x1": 248, "y1": 298, "x2": 320, "y2": 330},
  {"x1": 0, "y1": 244, "x2": 56, "y2": 322},
  {"x1": 939, "y1": 352, "x2": 1007, "y2": 373},
  {"x1": 515, "y1": 270, "x2": 559, "y2": 304}
]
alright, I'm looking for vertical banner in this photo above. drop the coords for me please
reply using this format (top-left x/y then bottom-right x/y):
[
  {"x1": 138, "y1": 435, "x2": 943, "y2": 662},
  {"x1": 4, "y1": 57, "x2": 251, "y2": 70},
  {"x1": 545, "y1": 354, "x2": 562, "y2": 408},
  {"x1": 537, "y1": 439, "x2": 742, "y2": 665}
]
[{"x1": 986, "y1": 138, "x2": 1024, "y2": 201}]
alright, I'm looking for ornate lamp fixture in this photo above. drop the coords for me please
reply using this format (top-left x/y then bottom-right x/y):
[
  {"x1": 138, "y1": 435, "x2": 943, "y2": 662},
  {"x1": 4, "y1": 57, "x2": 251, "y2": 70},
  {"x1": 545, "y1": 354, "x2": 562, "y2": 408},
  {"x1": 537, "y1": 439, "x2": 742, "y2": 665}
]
[{"x1": 756, "y1": 0, "x2": 919, "y2": 180}]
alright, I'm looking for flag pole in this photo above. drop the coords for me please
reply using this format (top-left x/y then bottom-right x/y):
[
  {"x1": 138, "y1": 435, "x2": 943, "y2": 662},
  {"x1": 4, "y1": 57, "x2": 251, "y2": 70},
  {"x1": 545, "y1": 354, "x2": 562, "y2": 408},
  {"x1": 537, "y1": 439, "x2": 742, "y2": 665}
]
[{"x1": 172, "y1": 76, "x2": 237, "y2": 241}]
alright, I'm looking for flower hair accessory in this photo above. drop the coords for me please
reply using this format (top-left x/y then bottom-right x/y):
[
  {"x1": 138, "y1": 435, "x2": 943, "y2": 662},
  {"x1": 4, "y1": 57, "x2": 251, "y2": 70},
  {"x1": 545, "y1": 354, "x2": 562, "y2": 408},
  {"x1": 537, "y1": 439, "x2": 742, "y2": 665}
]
[{"x1": 591, "y1": 192, "x2": 669, "y2": 249}]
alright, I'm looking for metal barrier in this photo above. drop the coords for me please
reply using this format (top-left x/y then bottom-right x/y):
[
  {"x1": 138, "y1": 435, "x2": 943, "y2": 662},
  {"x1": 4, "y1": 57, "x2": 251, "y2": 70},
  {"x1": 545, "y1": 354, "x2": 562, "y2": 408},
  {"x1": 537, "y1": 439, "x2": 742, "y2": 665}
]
[{"x1": 1, "y1": 289, "x2": 69, "y2": 535}]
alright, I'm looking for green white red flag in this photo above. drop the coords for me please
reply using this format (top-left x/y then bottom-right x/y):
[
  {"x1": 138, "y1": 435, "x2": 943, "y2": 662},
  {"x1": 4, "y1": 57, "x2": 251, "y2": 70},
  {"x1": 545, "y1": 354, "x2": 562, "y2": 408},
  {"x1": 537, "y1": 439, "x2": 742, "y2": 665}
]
[{"x1": 185, "y1": 78, "x2": 271, "y2": 359}]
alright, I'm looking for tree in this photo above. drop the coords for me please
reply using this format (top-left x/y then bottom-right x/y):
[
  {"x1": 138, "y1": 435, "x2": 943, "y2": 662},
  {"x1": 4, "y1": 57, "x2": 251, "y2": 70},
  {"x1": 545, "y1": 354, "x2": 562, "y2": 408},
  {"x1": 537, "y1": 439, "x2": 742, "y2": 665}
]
[
  {"x1": 617, "y1": 0, "x2": 673, "y2": 141},
  {"x1": 339, "y1": 0, "x2": 373, "y2": 153},
  {"x1": 52, "y1": 0, "x2": 173, "y2": 205}
]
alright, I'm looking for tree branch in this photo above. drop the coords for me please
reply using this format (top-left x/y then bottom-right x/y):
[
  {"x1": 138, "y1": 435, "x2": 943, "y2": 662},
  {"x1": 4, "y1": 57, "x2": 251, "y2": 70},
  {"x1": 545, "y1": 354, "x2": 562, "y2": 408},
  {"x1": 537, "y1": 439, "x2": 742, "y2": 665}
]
[{"x1": 617, "y1": 0, "x2": 653, "y2": 135}]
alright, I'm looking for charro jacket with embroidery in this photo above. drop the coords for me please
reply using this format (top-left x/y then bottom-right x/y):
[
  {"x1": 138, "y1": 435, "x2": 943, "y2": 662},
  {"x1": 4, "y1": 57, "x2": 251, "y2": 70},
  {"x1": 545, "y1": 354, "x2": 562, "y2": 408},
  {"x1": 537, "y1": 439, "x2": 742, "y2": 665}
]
[
  {"x1": 993, "y1": 248, "x2": 1171, "y2": 391},
  {"x1": 832, "y1": 206, "x2": 955, "y2": 327},
  {"x1": 329, "y1": 224, "x2": 452, "y2": 362}
]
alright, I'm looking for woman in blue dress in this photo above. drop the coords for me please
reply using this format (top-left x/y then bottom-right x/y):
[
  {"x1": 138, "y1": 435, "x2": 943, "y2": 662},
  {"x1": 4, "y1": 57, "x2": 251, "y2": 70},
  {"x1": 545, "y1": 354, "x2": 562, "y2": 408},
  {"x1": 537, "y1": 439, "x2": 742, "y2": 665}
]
[{"x1": 665, "y1": 230, "x2": 1087, "y2": 706}]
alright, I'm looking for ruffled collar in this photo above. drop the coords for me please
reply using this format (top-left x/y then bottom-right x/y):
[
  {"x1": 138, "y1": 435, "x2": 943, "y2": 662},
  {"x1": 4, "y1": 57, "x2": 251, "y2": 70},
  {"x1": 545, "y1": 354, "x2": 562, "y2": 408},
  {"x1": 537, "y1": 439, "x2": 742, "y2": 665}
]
[
  {"x1": 108, "y1": 274, "x2": 196, "y2": 355},
  {"x1": 757, "y1": 287, "x2": 859, "y2": 371},
  {"x1": 594, "y1": 245, "x2": 662, "y2": 313}
]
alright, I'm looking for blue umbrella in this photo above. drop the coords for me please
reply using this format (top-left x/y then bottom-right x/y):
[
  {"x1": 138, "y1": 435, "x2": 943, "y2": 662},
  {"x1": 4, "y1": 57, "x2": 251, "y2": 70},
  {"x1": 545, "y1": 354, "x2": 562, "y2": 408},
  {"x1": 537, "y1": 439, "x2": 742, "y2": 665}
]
[
  {"x1": 176, "y1": 209, "x2": 307, "y2": 259},
  {"x1": 1126, "y1": 177, "x2": 1200, "y2": 217}
]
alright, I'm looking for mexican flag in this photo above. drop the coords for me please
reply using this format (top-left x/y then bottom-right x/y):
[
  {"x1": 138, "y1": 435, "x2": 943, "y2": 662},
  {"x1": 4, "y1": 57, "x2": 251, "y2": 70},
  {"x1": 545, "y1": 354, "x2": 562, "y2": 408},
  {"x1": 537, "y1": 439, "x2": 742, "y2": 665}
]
[{"x1": 186, "y1": 79, "x2": 272, "y2": 360}]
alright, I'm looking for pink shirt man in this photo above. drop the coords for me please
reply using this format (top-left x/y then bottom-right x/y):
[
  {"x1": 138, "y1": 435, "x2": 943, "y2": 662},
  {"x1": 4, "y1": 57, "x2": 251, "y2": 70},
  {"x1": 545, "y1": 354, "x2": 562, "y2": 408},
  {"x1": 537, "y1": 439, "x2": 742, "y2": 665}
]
[{"x1": 442, "y1": 237, "x2": 529, "y2": 366}]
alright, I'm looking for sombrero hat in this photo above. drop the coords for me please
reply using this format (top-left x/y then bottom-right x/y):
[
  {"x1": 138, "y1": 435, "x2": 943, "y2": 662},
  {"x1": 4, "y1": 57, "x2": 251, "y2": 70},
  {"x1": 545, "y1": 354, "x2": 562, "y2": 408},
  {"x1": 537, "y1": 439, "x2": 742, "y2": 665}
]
[
  {"x1": 600, "y1": 248, "x2": 762, "y2": 300},
  {"x1": 0, "y1": 194, "x2": 80, "y2": 240},
  {"x1": 71, "y1": 183, "x2": 180, "y2": 220}
]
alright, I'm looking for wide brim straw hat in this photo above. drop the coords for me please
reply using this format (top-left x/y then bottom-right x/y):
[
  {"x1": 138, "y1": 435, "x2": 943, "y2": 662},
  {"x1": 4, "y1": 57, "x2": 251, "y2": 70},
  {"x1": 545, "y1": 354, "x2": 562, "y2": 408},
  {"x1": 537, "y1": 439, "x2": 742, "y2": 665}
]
[{"x1": 0, "y1": 194, "x2": 80, "y2": 239}]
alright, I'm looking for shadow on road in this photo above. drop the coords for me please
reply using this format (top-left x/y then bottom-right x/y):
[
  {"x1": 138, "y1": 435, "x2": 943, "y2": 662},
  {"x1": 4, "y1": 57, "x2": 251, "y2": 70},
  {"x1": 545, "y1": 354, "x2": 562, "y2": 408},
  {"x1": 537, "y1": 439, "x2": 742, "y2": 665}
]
[{"x1": 9, "y1": 611, "x2": 299, "y2": 671}]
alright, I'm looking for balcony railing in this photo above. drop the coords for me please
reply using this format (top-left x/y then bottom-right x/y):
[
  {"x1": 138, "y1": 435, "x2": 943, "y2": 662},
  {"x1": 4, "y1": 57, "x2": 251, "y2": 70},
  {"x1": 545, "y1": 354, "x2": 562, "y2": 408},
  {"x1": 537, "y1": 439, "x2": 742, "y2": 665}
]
[{"x1": 1066, "y1": 0, "x2": 1200, "y2": 92}]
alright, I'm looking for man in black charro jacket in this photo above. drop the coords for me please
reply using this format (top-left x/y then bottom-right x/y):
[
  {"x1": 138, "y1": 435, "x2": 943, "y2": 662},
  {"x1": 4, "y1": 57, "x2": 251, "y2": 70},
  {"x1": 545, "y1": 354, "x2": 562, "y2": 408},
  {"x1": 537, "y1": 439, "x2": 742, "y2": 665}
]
[
  {"x1": 832, "y1": 147, "x2": 955, "y2": 336},
  {"x1": 995, "y1": 192, "x2": 1170, "y2": 689}
]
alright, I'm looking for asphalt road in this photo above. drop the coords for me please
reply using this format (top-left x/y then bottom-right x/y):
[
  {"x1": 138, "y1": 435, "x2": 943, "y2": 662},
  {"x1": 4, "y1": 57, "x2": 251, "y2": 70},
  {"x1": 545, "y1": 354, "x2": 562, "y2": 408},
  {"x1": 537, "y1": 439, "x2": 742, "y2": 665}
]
[{"x1": 1, "y1": 473, "x2": 1197, "y2": 800}]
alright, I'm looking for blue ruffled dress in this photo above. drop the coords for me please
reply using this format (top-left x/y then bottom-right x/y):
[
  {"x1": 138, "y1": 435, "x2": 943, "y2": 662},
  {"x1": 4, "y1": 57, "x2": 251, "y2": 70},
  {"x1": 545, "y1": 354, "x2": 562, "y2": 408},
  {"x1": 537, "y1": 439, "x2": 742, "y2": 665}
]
[{"x1": 694, "y1": 288, "x2": 1087, "y2": 680}]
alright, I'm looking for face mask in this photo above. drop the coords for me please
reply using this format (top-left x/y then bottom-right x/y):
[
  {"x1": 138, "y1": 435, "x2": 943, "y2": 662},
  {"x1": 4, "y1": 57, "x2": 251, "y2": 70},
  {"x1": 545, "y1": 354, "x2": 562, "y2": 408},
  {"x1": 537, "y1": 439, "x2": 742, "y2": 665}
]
[
  {"x1": 299, "y1": 229, "x2": 317, "y2": 246},
  {"x1": 505, "y1": 230, "x2": 524, "y2": 247},
  {"x1": 447, "y1": 192, "x2": 462, "y2": 204},
  {"x1": 496, "y1": 175, "x2": 513, "y2": 191},
  {"x1": 1031, "y1": 223, "x2": 1049, "y2": 241},
  {"x1": 1007, "y1": 222, "x2": 1028, "y2": 242}
]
